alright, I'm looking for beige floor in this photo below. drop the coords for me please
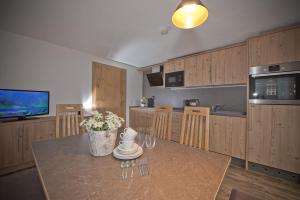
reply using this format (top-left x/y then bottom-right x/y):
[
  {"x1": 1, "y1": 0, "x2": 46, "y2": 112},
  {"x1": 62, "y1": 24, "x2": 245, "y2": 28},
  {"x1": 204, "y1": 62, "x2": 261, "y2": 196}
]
[{"x1": 217, "y1": 165, "x2": 300, "y2": 200}]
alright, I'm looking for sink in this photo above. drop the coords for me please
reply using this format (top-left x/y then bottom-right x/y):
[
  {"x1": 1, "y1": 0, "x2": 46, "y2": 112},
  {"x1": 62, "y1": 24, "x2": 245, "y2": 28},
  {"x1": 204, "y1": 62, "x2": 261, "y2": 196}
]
[{"x1": 211, "y1": 110, "x2": 246, "y2": 116}]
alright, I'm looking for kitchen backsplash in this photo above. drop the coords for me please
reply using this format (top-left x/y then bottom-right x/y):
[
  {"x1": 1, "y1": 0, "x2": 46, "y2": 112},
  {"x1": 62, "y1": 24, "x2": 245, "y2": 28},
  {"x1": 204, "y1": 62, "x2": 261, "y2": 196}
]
[{"x1": 143, "y1": 71, "x2": 247, "y2": 112}]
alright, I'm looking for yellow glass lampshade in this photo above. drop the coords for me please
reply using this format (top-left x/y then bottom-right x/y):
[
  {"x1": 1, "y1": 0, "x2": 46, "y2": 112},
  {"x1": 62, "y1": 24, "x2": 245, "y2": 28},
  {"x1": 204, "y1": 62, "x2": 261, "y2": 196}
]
[{"x1": 172, "y1": 0, "x2": 208, "y2": 29}]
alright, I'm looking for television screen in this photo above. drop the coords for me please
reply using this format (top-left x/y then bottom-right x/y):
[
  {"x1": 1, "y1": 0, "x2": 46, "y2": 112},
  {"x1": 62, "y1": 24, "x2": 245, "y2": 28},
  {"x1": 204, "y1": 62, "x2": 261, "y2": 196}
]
[{"x1": 0, "y1": 89, "x2": 49, "y2": 119}]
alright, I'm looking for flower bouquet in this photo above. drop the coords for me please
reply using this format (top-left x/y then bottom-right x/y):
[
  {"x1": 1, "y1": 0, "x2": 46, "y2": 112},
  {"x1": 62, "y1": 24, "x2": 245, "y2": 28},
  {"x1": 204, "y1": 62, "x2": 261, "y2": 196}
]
[{"x1": 81, "y1": 111, "x2": 124, "y2": 156}]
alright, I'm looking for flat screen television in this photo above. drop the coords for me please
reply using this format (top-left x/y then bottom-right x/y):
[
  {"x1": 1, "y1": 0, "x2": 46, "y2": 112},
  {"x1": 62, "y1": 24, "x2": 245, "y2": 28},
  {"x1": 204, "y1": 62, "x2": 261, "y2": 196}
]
[{"x1": 0, "y1": 89, "x2": 49, "y2": 120}]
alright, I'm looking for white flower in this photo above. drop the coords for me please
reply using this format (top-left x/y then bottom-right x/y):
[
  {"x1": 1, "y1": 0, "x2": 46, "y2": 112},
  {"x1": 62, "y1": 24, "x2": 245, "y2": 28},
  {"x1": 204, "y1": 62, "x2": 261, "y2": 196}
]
[{"x1": 80, "y1": 110, "x2": 124, "y2": 132}]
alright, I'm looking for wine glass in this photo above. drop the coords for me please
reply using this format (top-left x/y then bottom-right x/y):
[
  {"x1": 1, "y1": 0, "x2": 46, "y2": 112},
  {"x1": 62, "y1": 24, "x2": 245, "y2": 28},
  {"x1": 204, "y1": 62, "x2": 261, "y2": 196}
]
[
  {"x1": 136, "y1": 127, "x2": 146, "y2": 148},
  {"x1": 145, "y1": 128, "x2": 156, "y2": 149}
]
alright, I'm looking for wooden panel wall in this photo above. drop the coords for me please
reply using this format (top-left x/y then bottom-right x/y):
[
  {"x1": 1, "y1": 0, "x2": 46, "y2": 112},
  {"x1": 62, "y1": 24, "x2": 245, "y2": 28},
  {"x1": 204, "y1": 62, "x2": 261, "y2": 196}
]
[{"x1": 92, "y1": 62, "x2": 126, "y2": 120}]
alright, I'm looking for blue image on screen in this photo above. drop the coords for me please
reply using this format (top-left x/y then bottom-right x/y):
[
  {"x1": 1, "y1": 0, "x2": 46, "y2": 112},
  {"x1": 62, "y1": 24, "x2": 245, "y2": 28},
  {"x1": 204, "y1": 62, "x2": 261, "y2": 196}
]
[{"x1": 0, "y1": 90, "x2": 49, "y2": 118}]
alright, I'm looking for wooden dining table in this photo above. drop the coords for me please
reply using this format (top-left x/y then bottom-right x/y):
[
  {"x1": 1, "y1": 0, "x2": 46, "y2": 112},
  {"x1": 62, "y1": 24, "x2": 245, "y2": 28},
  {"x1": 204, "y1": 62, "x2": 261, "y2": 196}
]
[{"x1": 32, "y1": 133, "x2": 231, "y2": 200}]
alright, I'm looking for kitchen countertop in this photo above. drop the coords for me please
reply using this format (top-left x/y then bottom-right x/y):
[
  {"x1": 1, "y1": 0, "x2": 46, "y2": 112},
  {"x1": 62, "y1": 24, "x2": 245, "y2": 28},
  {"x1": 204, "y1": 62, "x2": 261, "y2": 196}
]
[
  {"x1": 32, "y1": 133, "x2": 230, "y2": 200},
  {"x1": 130, "y1": 106, "x2": 246, "y2": 118}
]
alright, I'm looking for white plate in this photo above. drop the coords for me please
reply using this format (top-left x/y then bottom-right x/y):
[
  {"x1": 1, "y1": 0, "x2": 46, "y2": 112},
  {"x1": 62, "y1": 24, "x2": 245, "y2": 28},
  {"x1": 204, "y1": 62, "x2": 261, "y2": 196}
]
[
  {"x1": 117, "y1": 143, "x2": 138, "y2": 154},
  {"x1": 113, "y1": 146, "x2": 143, "y2": 160}
]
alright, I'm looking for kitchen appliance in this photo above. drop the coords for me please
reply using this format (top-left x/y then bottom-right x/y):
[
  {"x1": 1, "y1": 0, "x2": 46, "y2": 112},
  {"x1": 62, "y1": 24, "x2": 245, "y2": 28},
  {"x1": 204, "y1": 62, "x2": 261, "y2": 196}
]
[
  {"x1": 165, "y1": 71, "x2": 184, "y2": 87},
  {"x1": 211, "y1": 104, "x2": 222, "y2": 112},
  {"x1": 249, "y1": 61, "x2": 300, "y2": 104},
  {"x1": 147, "y1": 96, "x2": 155, "y2": 108},
  {"x1": 184, "y1": 99, "x2": 200, "y2": 106},
  {"x1": 146, "y1": 65, "x2": 163, "y2": 86}
]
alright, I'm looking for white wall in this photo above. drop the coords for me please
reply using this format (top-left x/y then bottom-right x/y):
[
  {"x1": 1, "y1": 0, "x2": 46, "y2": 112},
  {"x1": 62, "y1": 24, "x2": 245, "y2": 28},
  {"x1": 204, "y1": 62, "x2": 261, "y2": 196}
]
[{"x1": 0, "y1": 30, "x2": 143, "y2": 124}]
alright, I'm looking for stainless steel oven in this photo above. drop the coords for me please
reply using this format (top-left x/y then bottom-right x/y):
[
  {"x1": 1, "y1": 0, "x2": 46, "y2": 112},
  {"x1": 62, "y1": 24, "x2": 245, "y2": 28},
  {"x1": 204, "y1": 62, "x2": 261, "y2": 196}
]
[
  {"x1": 165, "y1": 71, "x2": 184, "y2": 87},
  {"x1": 249, "y1": 61, "x2": 300, "y2": 105}
]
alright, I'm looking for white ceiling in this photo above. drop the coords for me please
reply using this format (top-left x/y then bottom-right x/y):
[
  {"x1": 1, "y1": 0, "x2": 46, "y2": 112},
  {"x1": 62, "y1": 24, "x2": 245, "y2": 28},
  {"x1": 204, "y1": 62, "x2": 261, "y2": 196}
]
[{"x1": 0, "y1": 0, "x2": 300, "y2": 67}]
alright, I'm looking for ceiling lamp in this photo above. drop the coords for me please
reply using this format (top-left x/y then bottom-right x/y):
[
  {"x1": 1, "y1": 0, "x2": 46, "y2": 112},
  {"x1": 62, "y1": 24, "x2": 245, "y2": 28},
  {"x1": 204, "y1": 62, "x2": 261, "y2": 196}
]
[{"x1": 172, "y1": 0, "x2": 208, "y2": 29}]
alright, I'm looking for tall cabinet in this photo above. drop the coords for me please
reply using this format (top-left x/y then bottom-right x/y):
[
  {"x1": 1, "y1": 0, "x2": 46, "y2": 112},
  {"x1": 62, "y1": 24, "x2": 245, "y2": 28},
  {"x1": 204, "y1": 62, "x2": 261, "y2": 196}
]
[{"x1": 247, "y1": 26, "x2": 300, "y2": 174}]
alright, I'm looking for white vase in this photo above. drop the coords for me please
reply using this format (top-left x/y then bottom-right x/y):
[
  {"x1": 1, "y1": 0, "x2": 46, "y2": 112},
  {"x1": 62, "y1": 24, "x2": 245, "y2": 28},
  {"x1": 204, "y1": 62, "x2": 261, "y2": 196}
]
[{"x1": 88, "y1": 129, "x2": 118, "y2": 156}]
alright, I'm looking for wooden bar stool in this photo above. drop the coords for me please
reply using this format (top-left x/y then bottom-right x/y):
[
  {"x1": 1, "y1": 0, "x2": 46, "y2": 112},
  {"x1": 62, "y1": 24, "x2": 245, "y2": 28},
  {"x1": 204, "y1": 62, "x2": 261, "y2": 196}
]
[
  {"x1": 150, "y1": 105, "x2": 173, "y2": 140},
  {"x1": 180, "y1": 106, "x2": 210, "y2": 150},
  {"x1": 56, "y1": 104, "x2": 84, "y2": 138}
]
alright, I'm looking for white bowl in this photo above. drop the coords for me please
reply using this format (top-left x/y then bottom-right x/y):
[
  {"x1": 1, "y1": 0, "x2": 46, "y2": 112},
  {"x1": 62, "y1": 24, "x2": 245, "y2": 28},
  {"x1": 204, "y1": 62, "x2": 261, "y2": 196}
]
[{"x1": 117, "y1": 143, "x2": 138, "y2": 155}]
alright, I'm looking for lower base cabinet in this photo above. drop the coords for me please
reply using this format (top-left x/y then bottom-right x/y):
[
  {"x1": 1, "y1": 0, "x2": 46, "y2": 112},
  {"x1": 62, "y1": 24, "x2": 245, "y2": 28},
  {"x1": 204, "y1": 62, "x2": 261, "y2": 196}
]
[
  {"x1": 129, "y1": 108, "x2": 247, "y2": 159},
  {"x1": 129, "y1": 108, "x2": 183, "y2": 142},
  {"x1": 248, "y1": 104, "x2": 300, "y2": 174},
  {"x1": 171, "y1": 112, "x2": 183, "y2": 142},
  {"x1": 0, "y1": 118, "x2": 55, "y2": 175},
  {"x1": 209, "y1": 115, "x2": 246, "y2": 159},
  {"x1": 0, "y1": 124, "x2": 23, "y2": 172},
  {"x1": 129, "y1": 108, "x2": 154, "y2": 131}
]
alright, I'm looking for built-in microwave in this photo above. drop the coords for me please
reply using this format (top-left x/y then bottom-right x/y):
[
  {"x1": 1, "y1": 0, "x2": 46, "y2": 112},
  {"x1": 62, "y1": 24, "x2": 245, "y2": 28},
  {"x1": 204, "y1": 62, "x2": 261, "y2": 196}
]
[
  {"x1": 165, "y1": 71, "x2": 184, "y2": 87},
  {"x1": 249, "y1": 61, "x2": 300, "y2": 105}
]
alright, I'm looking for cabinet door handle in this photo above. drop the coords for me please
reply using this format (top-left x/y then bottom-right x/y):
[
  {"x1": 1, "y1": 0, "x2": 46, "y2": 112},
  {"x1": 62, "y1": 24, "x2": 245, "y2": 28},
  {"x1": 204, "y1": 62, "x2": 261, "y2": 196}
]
[
  {"x1": 18, "y1": 128, "x2": 23, "y2": 152},
  {"x1": 248, "y1": 106, "x2": 253, "y2": 131},
  {"x1": 24, "y1": 127, "x2": 29, "y2": 150},
  {"x1": 17, "y1": 133, "x2": 20, "y2": 152}
]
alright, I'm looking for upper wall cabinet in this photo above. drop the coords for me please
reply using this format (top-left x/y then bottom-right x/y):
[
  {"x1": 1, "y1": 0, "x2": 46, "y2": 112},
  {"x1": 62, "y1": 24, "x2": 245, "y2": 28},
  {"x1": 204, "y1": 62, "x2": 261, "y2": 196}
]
[
  {"x1": 248, "y1": 27, "x2": 300, "y2": 66},
  {"x1": 185, "y1": 53, "x2": 212, "y2": 87},
  {"x1": 211, "y1": 44, "x2": 247, "y2": 85},
  {"x1": 184, "y1": 55, "x2": 197, "y2": 87},
  {"x1": 211, "y1": 48, "x2": 226, "y2": 85},
  {"x1": 164, "y1": 58, "x2": 185, "y2": 74},
  {"x1": 164, "y1": 43, "x2": 247, "y2": 87}
]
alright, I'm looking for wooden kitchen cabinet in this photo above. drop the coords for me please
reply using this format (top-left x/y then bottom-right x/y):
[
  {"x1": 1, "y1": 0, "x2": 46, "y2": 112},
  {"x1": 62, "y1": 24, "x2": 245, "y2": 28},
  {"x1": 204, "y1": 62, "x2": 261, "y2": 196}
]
[
  {"x1": 248, "y1": 104, "x2": 300, "y2": 174},
  {"x1": 0, "y1": 124, "x2": 23, "y2": 170},
  {"x1": 165, "y1": 43, "x2": 246, "y2": 87},
  {"x1": 0, "y1": 117, "x2": 55, "y2": 175},
  {"x1": 210, "y1": 115, "x2": 231, "y2": 155},
  {"x1": 129, "y1": 108, "x2": 136, "y2": 128},
  {"x1": 129, "y1": 108, "x2": 154, "y2": 130},
  {"x1": 164, "y1": 58, "x2": 185, "y2": 74},
  {"x1": 211, "y1": 49, "x2": 226, "y2": 85},
  {"x1": 197, "y1": 53, "x2": 212, "y2": 86},
  {"x1": 185, "y1": 53, "x2": 212, "y2": 87},
  {"x1": 171, "y1": 111, "x2": 183, "y2": 142},
  {"x1": 211, "y1": 44, "x2": 247, "y2": 85},
  {"x1": 130, "y1": 108, "x2": 247, "y2": 159},
  {"x1": 225, "y1": 45, "x2": 247, "y2": 84},
  {"x1": 184, "y1": 56, "x2": 197, "y2": 87},
  {"x1": 173, "y1": 58, "x2": 185, "y2": 72},
  {"x1": 248, "y1": 105, "x2": 273, "y2": 166},
  {"x1": 248, "y1": 27, "x2": 300, "y2": 66},
  {"x1": 164, "y1": 61, "x2": 173, "y2": 74},
  {"x1": 22, "y1": 120, "x2": 55, "y2": 163},
  {"x1": 231, "y1": 117, "x2": 247, "y2": 159},
  {"x1": 129, "y1": 108, "x2": 183, "y2": 142},
  {"x1": 209, "y1": 115, "x2": 246, "y2": 159}
]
